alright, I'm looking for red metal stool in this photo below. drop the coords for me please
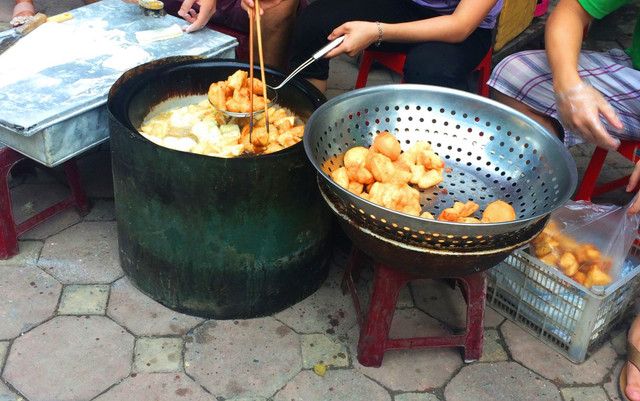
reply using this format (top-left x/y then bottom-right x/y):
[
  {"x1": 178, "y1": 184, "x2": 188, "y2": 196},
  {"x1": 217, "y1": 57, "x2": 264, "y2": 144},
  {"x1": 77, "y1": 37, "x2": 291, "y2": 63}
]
[
  {"x1": 0, "y1": 147, "x2": 90, "y2": 259},
  {"x1": 574, "y1": 140, "x2": 640, "y2": 201},
  {"x1": 343, "y1": 246, "x2": 487, "y2": 367},
  {"x1": 354, "y1": 47, "x2": 493, "y2": 98}
]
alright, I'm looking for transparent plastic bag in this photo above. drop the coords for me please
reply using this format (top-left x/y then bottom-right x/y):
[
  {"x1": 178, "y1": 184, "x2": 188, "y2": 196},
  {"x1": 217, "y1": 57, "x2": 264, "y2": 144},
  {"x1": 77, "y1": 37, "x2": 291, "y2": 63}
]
[{"x1": 529, "y1": 195, "x2": 640, "y2": 288}]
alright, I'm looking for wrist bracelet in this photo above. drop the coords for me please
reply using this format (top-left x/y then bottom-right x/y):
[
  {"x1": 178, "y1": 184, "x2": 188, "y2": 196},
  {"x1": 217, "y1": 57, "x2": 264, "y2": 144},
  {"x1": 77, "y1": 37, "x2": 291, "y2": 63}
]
[{"x1": 375, "y1": 21, "x2": 383, "y2": 47}]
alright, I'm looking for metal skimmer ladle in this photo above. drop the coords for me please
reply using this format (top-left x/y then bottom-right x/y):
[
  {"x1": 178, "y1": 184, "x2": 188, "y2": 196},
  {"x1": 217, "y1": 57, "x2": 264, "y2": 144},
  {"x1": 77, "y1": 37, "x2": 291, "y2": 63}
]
[{"x1": 210, "y1": 35, "x2": 345, "y2": 118}]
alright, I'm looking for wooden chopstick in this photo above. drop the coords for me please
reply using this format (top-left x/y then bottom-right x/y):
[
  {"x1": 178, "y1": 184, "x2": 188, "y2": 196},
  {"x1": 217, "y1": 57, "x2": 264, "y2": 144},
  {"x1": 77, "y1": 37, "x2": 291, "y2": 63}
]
[
  {"x1": 248, "y1": 8, "x2": 254, "y2": 137},
  {"x1": 254, "y1": 0, "x2": 270, "y2": 132}
]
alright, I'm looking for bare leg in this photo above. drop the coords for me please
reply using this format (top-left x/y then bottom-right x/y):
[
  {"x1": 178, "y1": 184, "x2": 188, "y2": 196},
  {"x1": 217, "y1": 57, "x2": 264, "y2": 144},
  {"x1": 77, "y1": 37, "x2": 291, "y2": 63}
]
[
  {"x1": 490, "y1": 88, "x2": 564, "y2": 140},
  {"x1": 259, "y1": 0, "x2": 300, "y2": 70},
  {"x1": 626, "y1": 316, "x2": 640, "y2": 401},
  {"x1": 307, "y1": 78, "x2": 327, "y2": 93}
]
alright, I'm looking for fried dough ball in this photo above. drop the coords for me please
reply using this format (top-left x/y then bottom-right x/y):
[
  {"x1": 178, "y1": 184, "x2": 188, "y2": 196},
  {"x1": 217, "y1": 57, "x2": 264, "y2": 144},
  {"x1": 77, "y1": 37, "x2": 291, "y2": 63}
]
[
  {"x1": 438, "y1": 201, "x2": 480, "y2": 222},
  {"x1": 584, "y1": 267, "x2": 612, "y2": 288},
  {"x1": 421, "y1": 211, "x2": 435, "y2": 219},
  {"x1": 344, "y1": 147, "x2": 375, "y2": 184},
  {"x1": 368, "y1": 182, "x2": 421, "y2": 216},
  {"x1": 347, "y1": 181, "x2": 364, "y2": 195},
  {"x1": 371, "y1": 131, "x2": 402, "y2": 161},
  {"x1": 399, "y1": 141, "x2": 431, "y2": 166},
  {"x1": 366, "y1": 152, "x2": 396, "y2": 183},
  {"x1": 409, "y1": 165, "x2": 444, "y2": 189},
  {"x1": 480, "y1": 200, "x2": 516, "y2": 223},
  {"x1": 416, "y1": 148, "x2": 445, "y2": 172},
  {"x1": 331, "y1": 167, "x2": 350, "y2": 189},
  {"x1": 559, "y1": 252, "x2": 579, "y2": 276}
]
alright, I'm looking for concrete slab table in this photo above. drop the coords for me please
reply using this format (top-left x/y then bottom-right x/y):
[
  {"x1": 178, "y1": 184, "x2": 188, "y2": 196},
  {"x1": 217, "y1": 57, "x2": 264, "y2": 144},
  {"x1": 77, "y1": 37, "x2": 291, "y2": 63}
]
[{"x1": 0, "y1": 0, "x2": 237, "y2": 258}]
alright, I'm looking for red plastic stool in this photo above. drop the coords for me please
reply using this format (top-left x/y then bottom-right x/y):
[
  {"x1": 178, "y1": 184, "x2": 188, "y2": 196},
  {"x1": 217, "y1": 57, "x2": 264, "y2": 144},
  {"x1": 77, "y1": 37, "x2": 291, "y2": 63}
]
[
  {"x1": 534, "y1": 0, "x2": 549, "y2": 17},
  {"x1": 343, "y1": 247, "x2": 487, "y2": 367},
  {"x1": 574, "y1": 140, "x2": 640, "y2": 201},
  {"x1": 354, "y1": 47, "x2": 493, "y2": 98},
  {"x1": 0, "y1": 147, "x2": 90, "y2": 259}
]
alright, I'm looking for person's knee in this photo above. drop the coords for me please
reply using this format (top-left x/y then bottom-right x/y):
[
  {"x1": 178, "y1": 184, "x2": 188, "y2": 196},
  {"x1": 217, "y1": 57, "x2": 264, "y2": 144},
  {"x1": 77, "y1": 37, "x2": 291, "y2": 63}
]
[{"x1": 403, "y1": 54, "x2": 466, "y2": 87}]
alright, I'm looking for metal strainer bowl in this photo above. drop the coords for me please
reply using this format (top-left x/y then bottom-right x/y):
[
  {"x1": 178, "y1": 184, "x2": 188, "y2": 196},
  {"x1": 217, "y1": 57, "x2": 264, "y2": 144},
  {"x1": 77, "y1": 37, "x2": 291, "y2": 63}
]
[{"x1": 303, "y1": 84, "x2": 578, "y2": 251}]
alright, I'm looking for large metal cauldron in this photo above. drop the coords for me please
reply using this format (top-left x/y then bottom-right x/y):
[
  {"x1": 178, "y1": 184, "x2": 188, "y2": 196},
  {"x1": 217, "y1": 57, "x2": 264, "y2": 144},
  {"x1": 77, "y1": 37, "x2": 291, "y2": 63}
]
[{"x1": 108, "y1": 57, "x2": 331, "y2": 319}]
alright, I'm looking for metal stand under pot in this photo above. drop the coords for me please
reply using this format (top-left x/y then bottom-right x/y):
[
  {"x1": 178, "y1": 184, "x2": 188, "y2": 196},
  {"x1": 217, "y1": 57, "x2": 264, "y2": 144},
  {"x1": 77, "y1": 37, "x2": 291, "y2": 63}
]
[
  {"x1": 304, "y1": 85, "x2": 577, "y2": 366},
  {"x1": 108, "y1": 57, "x2": 332, "y2": 319}
]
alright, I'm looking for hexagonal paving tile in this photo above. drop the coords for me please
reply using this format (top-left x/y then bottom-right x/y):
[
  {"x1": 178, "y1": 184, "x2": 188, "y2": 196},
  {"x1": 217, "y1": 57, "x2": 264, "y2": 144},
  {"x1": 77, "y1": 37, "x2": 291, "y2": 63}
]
[
  {"x1": 348, "y1": 309, "x2": 463, "y2": 392},
  {"x1": 0, "y1": 265, "x2": 61, "y2": 340},
  {"x1": 0, "y1": 241, "x2": 42, "y2": 267},
  {"x1": 108, "y1": 277, "x2": 203, "y2": 336},
  {"x1": 604, "y1": 360, "x2": 625, "y2": 401},
  {"x1": 185, "y1": 318, "x2": 301, "y2": 399},
  {"x1": 38, "y1": 221, "x2": 122, "y2": 284},
  {"x1": 275, "y1": 264, "x2": 357, "y2": 336},
  {"x1": 301, "y1": 333, "x2": 350, "y2": 368},
  {"x1": 274, "y1": 369, "x2": 391, "y2": 401},
  {"x1": 444, "y1": 361, "x2": 562, "y2": 401},
  {"x1": 93, "y1": 373, "x2": 215, "y2": 401},
  {"x1": 3, "y1": 316, "x2": 134, "y2": 401},
  {"x1": 133, "y1": 337, "x2": 183, "y2": 373},
  {"x1": 58, "y1": 284, "x2": 109, "y2": 315},
  {"x1": 0, "y1": 380, "x2": 21, "y2": 401},
  {"x1": 501, "y1": 321, "x2": 617, "y2": 384}
]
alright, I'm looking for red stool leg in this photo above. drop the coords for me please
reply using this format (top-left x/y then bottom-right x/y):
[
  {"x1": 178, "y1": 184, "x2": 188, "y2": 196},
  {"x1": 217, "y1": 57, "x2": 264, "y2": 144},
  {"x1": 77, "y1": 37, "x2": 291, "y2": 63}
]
[
  {"x1": 0, "y1": 148, "x2": 27, "y2": 258},
  {"x1": 342, "y1": 247, "x2": 374, "y2": 326},
  {"x1": 357, "y1": 262, "x2": 414, "y2": 367},
  {"x1": 456, "y1": 271, "x2": 487, "y2": 362},
  {"x1": 63, "y1": 159, "x2": 90, "y2": 215},
  {"x1": 474, "y1": 47, "x2": 493, "y2": 98},
  {"x1": 574, "y1": 147, "x2": 610, "y2": 201},
  {"x1": 355, "y1": 51, "x2": 376, "y2": 89}
]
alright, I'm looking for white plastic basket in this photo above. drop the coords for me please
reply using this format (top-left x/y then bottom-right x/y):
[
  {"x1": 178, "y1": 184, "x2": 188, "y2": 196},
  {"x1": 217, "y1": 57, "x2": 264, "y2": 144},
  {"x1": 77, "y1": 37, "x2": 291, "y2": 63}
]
[{"x1": 487, "y1": 233, "x2": 640, "y2": 363}]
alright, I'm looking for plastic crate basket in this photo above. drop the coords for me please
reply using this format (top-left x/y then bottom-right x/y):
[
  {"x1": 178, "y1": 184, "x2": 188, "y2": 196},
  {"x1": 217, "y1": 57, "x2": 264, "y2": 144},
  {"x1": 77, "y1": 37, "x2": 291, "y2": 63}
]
[{"x1": 487, "y1": 233, "x2": 640, "y2": 363}]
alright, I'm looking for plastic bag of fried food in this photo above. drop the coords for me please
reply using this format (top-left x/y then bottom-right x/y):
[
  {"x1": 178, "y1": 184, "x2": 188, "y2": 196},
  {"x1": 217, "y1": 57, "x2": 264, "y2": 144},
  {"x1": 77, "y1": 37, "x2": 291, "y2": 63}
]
[
  {"x1": 529, "y1": 198, "x2": 640, "y2": 289},
  {"x1": 329, "y1": 131, "x2": 516, "y2": 222}
]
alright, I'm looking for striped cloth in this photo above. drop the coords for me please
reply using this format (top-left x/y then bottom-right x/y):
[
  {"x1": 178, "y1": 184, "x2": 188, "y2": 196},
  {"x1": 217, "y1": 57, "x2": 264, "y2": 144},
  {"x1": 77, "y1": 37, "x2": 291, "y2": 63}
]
[{"x1": 488, "y1": 48, "x2": 640, "y2": 147}]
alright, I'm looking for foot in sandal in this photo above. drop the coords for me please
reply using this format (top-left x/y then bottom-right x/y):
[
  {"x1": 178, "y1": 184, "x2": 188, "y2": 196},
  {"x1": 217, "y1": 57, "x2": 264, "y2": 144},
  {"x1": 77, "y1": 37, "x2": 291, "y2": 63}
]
[
  {"x1": 10, "y1": 0, "x2": 36, "y2": 27},
  {"x1": 621, "y1": 316, "x2": 640, "y2": 401}
]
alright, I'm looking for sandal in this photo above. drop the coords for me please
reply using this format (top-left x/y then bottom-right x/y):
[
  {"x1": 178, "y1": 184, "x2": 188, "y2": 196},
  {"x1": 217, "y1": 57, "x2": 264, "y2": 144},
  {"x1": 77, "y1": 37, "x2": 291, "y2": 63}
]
[
  {"x1": 620, "y1": 340, "x2": 640, "y2": 401},
  {"x1": 10, "y1": 1, "x2": 36, "y2": 27}
]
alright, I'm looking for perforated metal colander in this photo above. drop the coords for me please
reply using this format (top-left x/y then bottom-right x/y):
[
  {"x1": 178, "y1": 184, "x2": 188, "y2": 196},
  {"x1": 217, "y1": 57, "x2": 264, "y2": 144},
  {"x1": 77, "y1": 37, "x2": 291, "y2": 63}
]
[{"x1": 304, "y1": 84, "x2": 578, "y2": 251}]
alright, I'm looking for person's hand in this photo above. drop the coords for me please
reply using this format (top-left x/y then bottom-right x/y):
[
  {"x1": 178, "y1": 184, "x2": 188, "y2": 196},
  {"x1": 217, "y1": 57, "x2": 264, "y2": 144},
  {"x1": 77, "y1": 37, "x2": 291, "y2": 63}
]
[
  {"x1": 627, "y1": 161, "x2": 640, "y2": 215},
  {"x1": 554, "y1": 82, "x2": 624, "y2": 150},
  {"x1": 241, "y1": 0, "x2": 284, "y2": 16},
  {"x1": 120, "y1": 0, "x2": 138, "y2": 4},
  {"x1": 325, "y1": 21, "x2": 380, "y2": 58},
  {"x1": 178, "y1": 0, "x2": 217, "y2": 33}
]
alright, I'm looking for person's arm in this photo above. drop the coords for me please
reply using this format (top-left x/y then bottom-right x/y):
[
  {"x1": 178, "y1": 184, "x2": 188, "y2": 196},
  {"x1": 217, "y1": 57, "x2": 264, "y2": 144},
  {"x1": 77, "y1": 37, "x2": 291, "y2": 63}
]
[
  {"x1": 324, "y1": 0, "x2": 498, "y2": 58},
  {"x1": 546, "y1": 0, "x2": 623, "y2": 149},
  {"x1": 178, "y1": 0, "x2": 218, "y2": 32}
]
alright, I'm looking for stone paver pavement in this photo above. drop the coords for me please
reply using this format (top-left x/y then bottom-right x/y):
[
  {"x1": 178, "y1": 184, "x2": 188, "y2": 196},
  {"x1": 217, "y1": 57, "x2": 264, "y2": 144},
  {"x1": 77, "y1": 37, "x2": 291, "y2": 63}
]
[{"x1": 1, "y1": 0, "x2": 640, "y2": 400}]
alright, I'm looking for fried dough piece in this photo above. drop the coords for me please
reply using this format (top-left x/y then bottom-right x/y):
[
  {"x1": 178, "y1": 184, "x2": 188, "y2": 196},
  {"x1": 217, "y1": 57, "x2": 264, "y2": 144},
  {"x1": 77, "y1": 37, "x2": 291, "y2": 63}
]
[
  {"x1": 208, "y1": 82, "x2": 227, "y2": 110},
  {"x1": 559, "y1": 252, "x2": 579, "y2": 276},
  {"x1": 331, "y1": 167, "x2": 350, "y2": 189},
  {"x1": 371, "y1": 131, "x2": 401, "y2": 161},
  {"x1": 366, "y1": 152, "x2": 396, "y2": 183},
  {"x1": 481, "y1": 200, "x2": 516, "y2": 223},
  {"x1": 584, "y1": 267, "x2": 612, "y2": 287},
  {"x1": 344, "y1": 146, "x2": 374, "y2": 184},
  {"x1": 438, "y1": 201, "x2": 480, "y2": 222}
]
